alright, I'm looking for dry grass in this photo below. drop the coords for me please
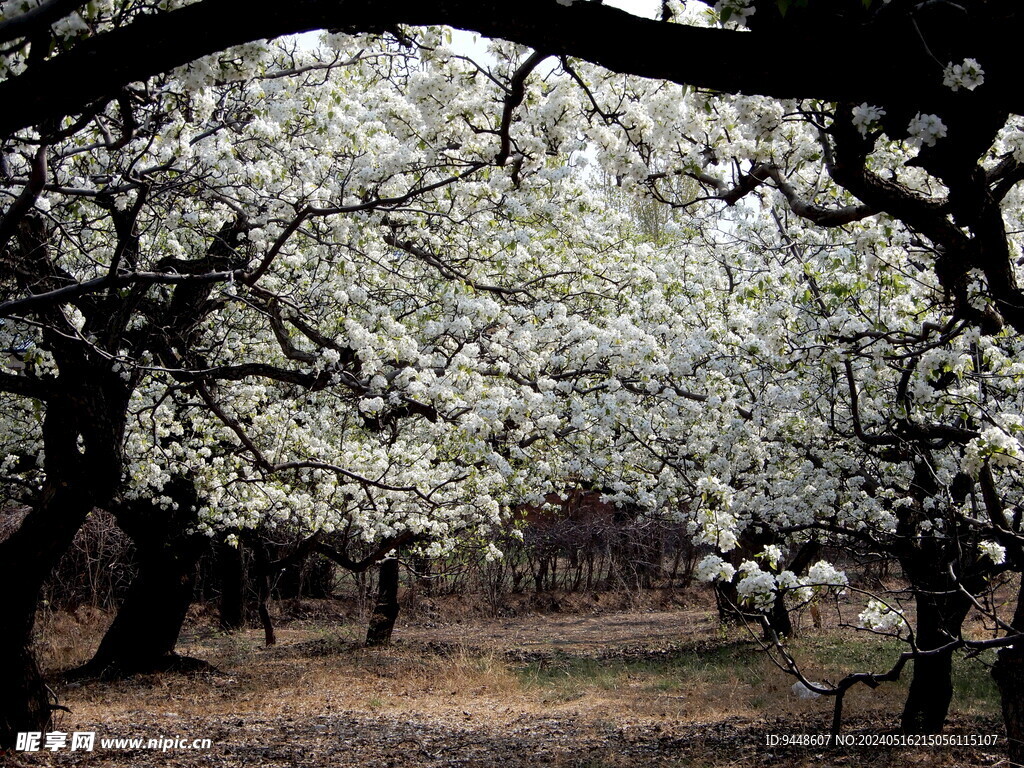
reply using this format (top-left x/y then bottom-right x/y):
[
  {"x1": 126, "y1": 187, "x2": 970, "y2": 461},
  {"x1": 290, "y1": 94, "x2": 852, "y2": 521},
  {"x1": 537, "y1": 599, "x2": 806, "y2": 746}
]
[
  {"x1": 22, "y1": 597, "x2": 1007, "y2": 768},
  {"x1": 34, "y1": 606, "x2": 112, "y2": 673}
]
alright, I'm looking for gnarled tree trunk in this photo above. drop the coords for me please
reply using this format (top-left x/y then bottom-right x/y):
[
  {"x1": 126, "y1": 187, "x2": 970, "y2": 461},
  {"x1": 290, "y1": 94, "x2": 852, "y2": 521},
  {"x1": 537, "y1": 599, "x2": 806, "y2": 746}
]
[
  {"x1": 218, "y1": 539, "x2": 245, "y2": 631},
  {"x1": 0, "y1": 491, "x2": 89, "y2": 746},
  {"x1": 900, "y1": 589, "x2": 972, "y2": 734},
  {"x1": 0, "y1": 380, "x2": 127, "y2": 746},
  {"x1": 69, "y1": 487, "x2": 208, "y2": 679},
  {"x1": 71, "y1": 541, "x2": 207, "y2": 677},
  {"x1": 993, "y1": 646, "x2": 1024, "y2": 765},
  {"x1": 366, "y1": 556, "x2": 401, "y2": 647}
]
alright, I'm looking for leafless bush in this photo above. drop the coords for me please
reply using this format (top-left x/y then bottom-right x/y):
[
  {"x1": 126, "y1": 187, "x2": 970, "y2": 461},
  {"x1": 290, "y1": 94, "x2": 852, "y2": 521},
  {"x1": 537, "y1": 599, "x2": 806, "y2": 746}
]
[{"x1": 41, "y1": 509, "x2": 135, "y2": 611}]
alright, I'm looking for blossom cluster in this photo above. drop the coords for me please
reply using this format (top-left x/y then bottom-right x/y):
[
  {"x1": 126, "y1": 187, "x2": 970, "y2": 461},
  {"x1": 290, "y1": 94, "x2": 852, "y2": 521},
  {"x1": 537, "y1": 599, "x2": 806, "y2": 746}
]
[
  {"x1": 858, "y1": 599, "x2": 907, "y2": 633},
  {"x1": 942, "y1": 58, "x2": 985, "y2": 92},
  {"x1": 906, "y1": 113, "x2": 947, "y2": 148}
]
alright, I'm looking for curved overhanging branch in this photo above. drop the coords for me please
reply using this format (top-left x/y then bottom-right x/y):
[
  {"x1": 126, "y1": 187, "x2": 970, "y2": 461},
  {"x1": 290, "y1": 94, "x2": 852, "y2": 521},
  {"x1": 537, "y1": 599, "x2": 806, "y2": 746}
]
[
  {"x1": 0, "y1": 0, "x2": 87, "y2": 46},
  {"x1": 0, "y1": 0, "x2": 1019, "y2": 140},
  {"x1": 665, "y1": 162, "x2": 878, "y2": 226},
  {"x1": 495, "y1": 50, "x2": 550, "y2": 167}
]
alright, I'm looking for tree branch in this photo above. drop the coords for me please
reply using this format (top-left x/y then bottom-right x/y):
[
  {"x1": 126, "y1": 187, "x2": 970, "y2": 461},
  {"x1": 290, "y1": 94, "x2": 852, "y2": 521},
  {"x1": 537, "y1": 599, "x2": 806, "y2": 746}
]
[
  {"x1": 495, "y1": 50, "x2": 549, "y2": 166},
  {"x1": 1, "y1": 0, "x2": 1018, "y2": 140},
  {"x1": 314, "y1": 533, "x2": 416, "y2": 573},
  {"x1": 0, "y1": 0, "x2": 87, "y2": 46},
  {"x1": 0, "y1": 369, "x2": 53, "y2": 399}
]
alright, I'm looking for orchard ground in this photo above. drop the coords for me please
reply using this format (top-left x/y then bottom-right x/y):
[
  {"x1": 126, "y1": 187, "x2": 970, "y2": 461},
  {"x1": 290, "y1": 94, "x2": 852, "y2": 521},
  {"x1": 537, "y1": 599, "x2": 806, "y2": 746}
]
[{"x1": 10, "y1": 589, "x2": 1009, "y2": 768}]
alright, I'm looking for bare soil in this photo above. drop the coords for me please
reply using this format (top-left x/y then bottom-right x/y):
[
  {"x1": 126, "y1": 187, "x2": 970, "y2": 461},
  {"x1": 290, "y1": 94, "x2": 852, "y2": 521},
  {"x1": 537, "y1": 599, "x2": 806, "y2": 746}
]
[{"x1": 10, "y1": 597, "x2": 1008, "y2": 768}]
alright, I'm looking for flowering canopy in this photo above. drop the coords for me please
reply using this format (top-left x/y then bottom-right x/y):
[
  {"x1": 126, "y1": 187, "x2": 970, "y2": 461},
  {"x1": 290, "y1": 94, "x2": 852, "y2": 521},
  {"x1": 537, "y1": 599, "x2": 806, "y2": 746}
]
[{"x1": 3, "y1": 1, "x2": 1024, "y2": 745}]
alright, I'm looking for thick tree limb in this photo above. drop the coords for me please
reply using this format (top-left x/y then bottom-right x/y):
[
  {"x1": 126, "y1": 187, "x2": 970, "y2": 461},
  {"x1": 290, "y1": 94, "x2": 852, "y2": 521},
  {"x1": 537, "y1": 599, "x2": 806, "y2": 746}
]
[
  {"x1": 0, "y1": 0, "x2": 87, "y2": 46},
  {"x1": 979, "y1": 461, "x2": 1024, "y2": 565},
  {"x1": 0, "y1": 146, "x2": 46, "y2": 255},
  {"x1": 758, "y1": 164, "x2": 877, "y2": 227},
  {"x1": 0, "y1": 268, "x2": 244, "y2": 319},
  {"x1": 0, "y1": 370, "x2": 52, "y2": 399},
  {"x1": 174, "y1": 361, "x2": 327, "y2": 389},
  {"x1": 495, "y1": 50, "x2": 549, "y2": 167},
  {"x1": 672, "y1": 162, "x2": 878, "y2": 226},
  {"x1": 0, "y1": 0, "x2": 1020, "y2": 140},
  {"x1": 314, "y1": 533, "x2": 415, "y2": 573}
]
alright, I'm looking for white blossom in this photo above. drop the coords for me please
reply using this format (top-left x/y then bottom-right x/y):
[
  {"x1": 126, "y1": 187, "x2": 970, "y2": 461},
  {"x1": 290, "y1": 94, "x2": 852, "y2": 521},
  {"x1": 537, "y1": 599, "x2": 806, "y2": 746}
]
[
  {"x1": 695, "y1": 554, "x2": 737, "y2": 583},
  {"x1": 858, "y1": 599, "x2": 907, "y2": 632},
  {"x1": 980, "y1": 540, "x2": 1007, "y2": 565},
  {"x1": 906, "y1": 113, "x2": 947, "y2": 148},
  {"x1": 942, "y1": 58, "x2": 985, "y2": 92},
  {"x1": 851, "y1": 103, "x2": 885, "y2": 137}
]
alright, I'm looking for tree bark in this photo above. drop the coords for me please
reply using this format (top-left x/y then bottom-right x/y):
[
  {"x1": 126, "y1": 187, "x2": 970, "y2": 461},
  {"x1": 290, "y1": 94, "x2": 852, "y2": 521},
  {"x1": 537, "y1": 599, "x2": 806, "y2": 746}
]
[
  {"x1": 366, "y1": 556, "x2": 401, "y2": 647},
  {"x1": 992, "y1": 578, "x2": 1024, "y2": 765},
  {"x1": 71, "y1": 536, "x2": 207, "y2": 678},
  {"x1": 993, "y1": 646, "x2": 1024, "y2": 765},
  {"x1": 767, "y1": 541, "x2": 820, "y2": 639},
  {"x1": 900, "y1": 590, "x2": 972, "y2": 734},
  {"x1": 67, "y1": 483, "x2": 209, "y2": 679},
  {"x1": 0, "y1": 492, "x2": 88, "y2": 746},
  {"x1": 0, "y1": 385, "x2": 125, "y2": 746},
  {"x1": 253, "y1": 540, "x2": 277, "y2": 646},
  {"x1": 0, "y1": 642, "x2": 50, "y2": 747},
  {"x1": 218, "y1": 540, "x2": 245, "y2": 631},
  {"x1": 768, "y1": 592, "x2": 793, "y2": 638},
  {"x1": 4, "y1": 0, "x2": 1023, "y2": 143}
]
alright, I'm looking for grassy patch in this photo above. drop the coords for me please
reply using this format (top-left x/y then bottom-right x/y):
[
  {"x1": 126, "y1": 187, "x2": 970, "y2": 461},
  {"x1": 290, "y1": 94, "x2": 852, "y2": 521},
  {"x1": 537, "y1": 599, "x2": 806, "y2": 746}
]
[
  {"x1": 951, "y1": 649, "x2": 1000, "y2": 715},
  {"x1": 790, "y1": 632, "x2": 999, "y2": 715},
  {"x1": 515, "y1": 640, "x2": 770, "y2": 706},
  {"x1": 510, "y1": 630, "x2": 1001, "y2": 720},
  {"x1": 795, "y1": 633, "x2": 908, "y2": 679}
]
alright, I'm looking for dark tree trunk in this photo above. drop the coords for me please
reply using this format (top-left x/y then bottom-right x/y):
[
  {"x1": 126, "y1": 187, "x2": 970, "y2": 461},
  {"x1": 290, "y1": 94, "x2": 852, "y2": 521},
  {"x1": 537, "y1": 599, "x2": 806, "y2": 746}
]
[
  {"x1": 767, "y1": 541, "x2": 821, "y2": 639},
  {"x1": 992, "y1": 578, "x2": 1024, "y2": 765},
  {"x1": 993, "y1": 646, "x2": 1024, "y2": 765},
  {"x1": 714, "y1": 529, "x2": 771, "y2": 625},
  {"x1": 0, "y1": 490, "x2": 89, "y2": 746},
  {"x1": 68, "y1": 483, "x2": 209, "y2": 679},
  {"x1": 253, "y1": 540, "x2": 277, "y2": 646},
  {"x1": 533, "y1": 556, "x2": 548, "y2": 594},
  {"x1": 715, "y1": 580, "x2": 744, "y2": 624},
  {"x1": 72, "y1": 537, "x2": 207, "y2": 678},
  {"x1": 768, "y1": 592, "x2": 793, "y2": 638},
  {"x1": 218, "y1": 540, "x2": 245, "y2": 631},
  {"x1": 257, "y1": 580, "x2": 276, "y2": 646},
  {"x1": 0, "y1": 643, "x2": 50, "y2": 747},
  {"x1": 900, "y1": 590, "x2": 972, "y2": 734},
  {"x1": 0, "y1": 194, "x2": 230, "y2": 743},
  {"x1": 0, "y1": 383, "x2": 124, "y2": 747},
  {"x1": 366, "y1": 557, "x2": 401, "y2": 647},
  {"x1": 893, "y1": 466, "x2": 986, "y2": 737}
]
